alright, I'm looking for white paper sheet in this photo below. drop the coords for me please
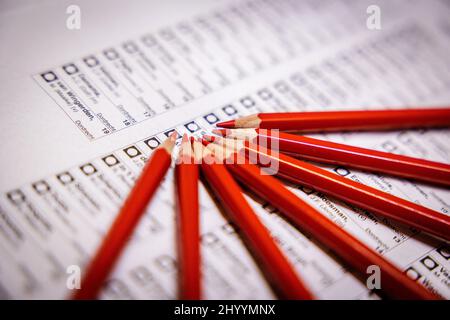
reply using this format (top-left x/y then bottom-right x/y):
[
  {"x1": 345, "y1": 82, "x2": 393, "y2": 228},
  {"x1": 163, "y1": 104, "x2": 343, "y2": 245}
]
[{"x1": 0, "y1": 0, "x2": 449, "y2": 299}]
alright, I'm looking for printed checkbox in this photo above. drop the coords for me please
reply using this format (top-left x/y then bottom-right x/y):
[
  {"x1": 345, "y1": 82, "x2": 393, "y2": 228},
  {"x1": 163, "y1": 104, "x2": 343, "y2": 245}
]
[
  {"x1": 306, "y1": 67, "x2": 322, "y2": 80},
  {"x1": 334, "y1": 167, "x2": 350, "y2": 176},
  {"x1": 240, "y1": 96, "x2": 255, "y2": 108},
  {"x1": 129, "y1": 266, "x2": 152, "y2": 285},
  {"x1": 274, "y1": 81, "x2": 289, "y2": 92},
  {"x1": 102, "y1": 155, "x2": 120, "y2": 167},
  {"x1": 222, "y1": 222, "x2": 236, "y2": 235},
  {"x1": 80, "y1": 163, "x2": 97, "y2": 176},
  {"x1": 123, "y1": 41, "x2": 138, "y2": 54},
  {"x1": 102, "y1": 279, "x2": 134, "y2": 299},
  {"x1": 62, "y1": 63, "x2": 79, "y2": 75},
  {"x1": 6, "y1": 190, "x2": 26, "y2": 204},
  {"x1": 291, "y1": 74, "x2": 307, "y2": 86},
  {"x1": 103, "y1": 48, "x2": 120, "y2": 60},
  {"x1": 420, "y1": 256, "x2": 439, "y2": 271},
  {"x1": 257, "y1": 88, "x2": 273, "y2": 100},
  {"x1": 184, "y1": 121, "x2": 200, "y2": 133},
  {"x1": 197, "y1": 129, "x2": 208, "y2": 137},
  {"x1": 83, "y1": 56, "x2": 99, "y2": 67},
  {"x1": 123, "y1": 146, "x2": 142, "y2": 158},
  {"x1": 164, "y1": 129, "x2": 180, "y2": 138},
  {"x1": 298, "y1": 185, "x2": 315, "y2": 195},
  {"x1": 155, "y1": 255, "x2": 176, "y2": 272},
  {"x1": 222, "y1": 104, "x2": 237, "y2": 116},
  {"x1": 141, "y1": 35, "x2": 156, "y2": 47},
  {"x1": 57, "y1": 172, "x2": 75, "y2": 185},
  {"x1": 405, "y1": 267, "x2": 422, "y2": 281},
  {"x1": 159, "y1": 29, "x2": 175, "y2": 41},
  {"x1": 144, "y1": 137, "x2": 161, "y2": 150},
  {"x1": 381, "y1": 141, "x2": 397, "y2": 153},
  {"x1": 203, "y1": 113, "x2": 219, "y2": 124},
  {"x1": 32, "y1": 180, "x2": 51, "y2": 194},
  {"x1": 437, "y1": 246, "x2": 450, "y2": 260},
  {"x1": 41, "y1": 71, "x2": 58, "y2": 83},
  {"x1": 201, "y1": 232, "x2": 219, "y2": 246}
]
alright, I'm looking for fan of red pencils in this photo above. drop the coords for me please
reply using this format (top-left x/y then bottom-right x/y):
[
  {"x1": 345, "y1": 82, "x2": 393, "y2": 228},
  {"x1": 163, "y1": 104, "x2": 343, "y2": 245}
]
[{"x1": 73, "y1": 107, "x2": 450, "y2": 300}]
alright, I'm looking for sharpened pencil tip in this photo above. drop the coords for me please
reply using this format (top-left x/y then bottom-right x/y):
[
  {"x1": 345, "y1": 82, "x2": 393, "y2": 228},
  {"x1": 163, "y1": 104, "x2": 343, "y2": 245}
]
[
  {"x1": 216, "y1": 120, "x2": 235, "y2": 128},
  {"x1": 202, "y1": 134, "x2": 216, "y2": 142},
  {"x1": 162, "y1": 131, "x2": 178, "y2": 153},
  {"x1": 212, "y1": 128, "x2": 228, "y2": 136},
  {"x1": 200, "y1": 138, "x2": 210, "y2": 146},
  {"x1": 169, "y1": 131, "x2": 178, "y2": 140},
  {"x1": 178, "y1": 134, "x2": 193, "y2": 161}
]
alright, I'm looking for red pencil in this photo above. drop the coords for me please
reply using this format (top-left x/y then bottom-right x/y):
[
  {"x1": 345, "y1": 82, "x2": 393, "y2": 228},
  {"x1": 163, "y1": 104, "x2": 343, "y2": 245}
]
[
  {"x1": 192, "y1": 139, "x2": 314, "y2": 299},
  {"x1": 204, "y1": 136, "x2": 450, "y2": 242},
  {"x1": 217, "y1": 108, "x2": 450, "y2": 132},
  {"x1": 175, "y1": 134, "x2": 201, "y2": 299},
  {"x1": 73, "y1": 132, "x2": 177, "y2": 300},
  {"x1": 213, "y1": 128, "x2": 450, "y2": 187},
  {"x1": 204, "y1": 141, "x2": 438, "y2": 299}
]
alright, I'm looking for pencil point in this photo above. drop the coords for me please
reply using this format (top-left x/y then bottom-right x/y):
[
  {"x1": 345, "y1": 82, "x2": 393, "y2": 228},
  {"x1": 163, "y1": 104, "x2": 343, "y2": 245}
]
[
  {"x1": 199, "y1": 138, "x2": 210, "y2": 146},
  {"x1": 162, "y1": 131, "x2": 178, "y2": 154},
  {"x1": 192, "y1": 138, "x2": 212, "y2": 162},
  {"x1": 216, "y1": 120, "x2": 235, "y2": 128},
  {"x1": 202, "y1": 134, "x2": 217, "y2": 142},
  {"x1": 178, "y1": 134, "x2": 193, "y2": 161},
  {"x1": 216, "y1": 128, "x2": 258, "y2": 140},
  {"x1": 212, "y1": 128, "x2": 228, "y2": 136},
  {"x1": 170, "y1": 131, "x2": 178, "y2": 140}
]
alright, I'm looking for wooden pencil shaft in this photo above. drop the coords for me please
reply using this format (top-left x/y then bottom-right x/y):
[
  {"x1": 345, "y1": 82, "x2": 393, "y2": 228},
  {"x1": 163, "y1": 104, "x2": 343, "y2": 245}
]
[
  {"x1": 175, "y1": 161, "x2": 200, "y2": 300},
  {"x1": 224, "y1": 108, "x2": 450, "y2": 131},
  {"x1": 73, "y1": 148, "x2": 172, "y2": 299},
  {"x1": 199, "y1": 160, "x2": 313, "y2": 299},
  {"x1": 227, "y1": 162, "x2": 438, "y2": 299},
  {"x1": 253, "y1": 130, "x2": 450, "y2": 187},
  {"x1": 237, "y1": 141, "x2": 450, "y2": 241}
]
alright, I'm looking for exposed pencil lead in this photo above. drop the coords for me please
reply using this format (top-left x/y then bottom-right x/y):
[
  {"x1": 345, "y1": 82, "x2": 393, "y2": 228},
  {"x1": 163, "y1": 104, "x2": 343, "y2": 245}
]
[
  {"x1": 200, "y1": 137, "x2": 209, "y2": 146},
  {"x1": 216, "y1": 114, "x2": 261, "y2": 128},
  {"x1": 202, "y1": 134, "x2": 217, "y2": 142},
  {"x1": 216, "y1": 119, "x2": 235, "y2": 128}
]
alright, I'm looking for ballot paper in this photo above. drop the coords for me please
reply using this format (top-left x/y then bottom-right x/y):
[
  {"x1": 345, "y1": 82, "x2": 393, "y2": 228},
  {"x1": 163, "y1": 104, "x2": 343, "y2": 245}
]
[{"x1": 0, "y1": 0, "x2": 449, "y2": 299}]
